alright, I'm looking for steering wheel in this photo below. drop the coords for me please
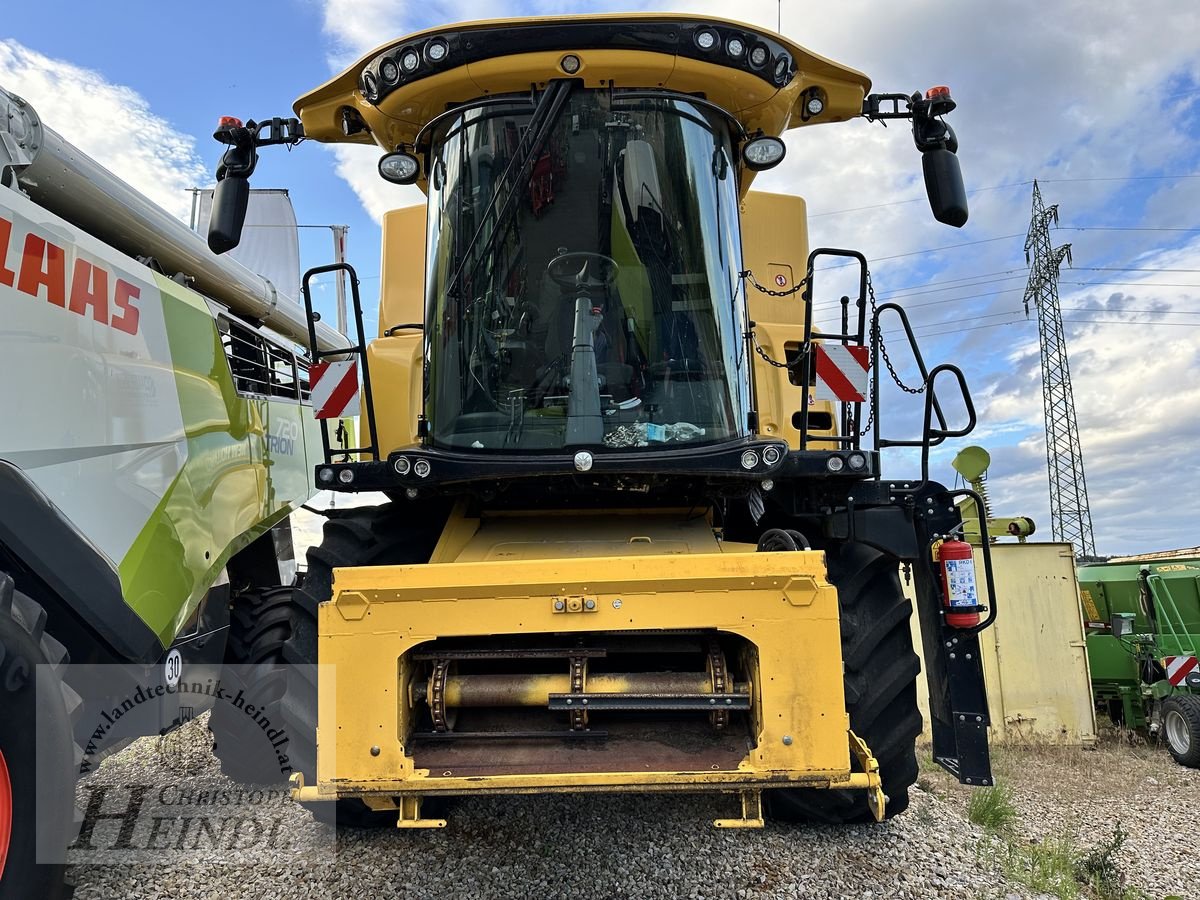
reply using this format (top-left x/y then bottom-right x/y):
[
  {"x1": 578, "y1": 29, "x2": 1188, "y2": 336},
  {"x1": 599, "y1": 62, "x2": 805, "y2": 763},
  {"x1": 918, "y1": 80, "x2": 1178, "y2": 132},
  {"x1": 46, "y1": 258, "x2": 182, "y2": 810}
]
[{"x1": 547, "y1": 252, "x2": 620, "y2": 289}]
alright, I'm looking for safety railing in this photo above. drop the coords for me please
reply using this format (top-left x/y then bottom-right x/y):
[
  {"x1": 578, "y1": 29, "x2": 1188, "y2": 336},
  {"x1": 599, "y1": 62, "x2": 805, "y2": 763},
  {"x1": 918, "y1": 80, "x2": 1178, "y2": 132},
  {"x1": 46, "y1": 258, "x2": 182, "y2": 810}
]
[{"x1": 301, "y1": 262, "x2": 379, "y2": 465}]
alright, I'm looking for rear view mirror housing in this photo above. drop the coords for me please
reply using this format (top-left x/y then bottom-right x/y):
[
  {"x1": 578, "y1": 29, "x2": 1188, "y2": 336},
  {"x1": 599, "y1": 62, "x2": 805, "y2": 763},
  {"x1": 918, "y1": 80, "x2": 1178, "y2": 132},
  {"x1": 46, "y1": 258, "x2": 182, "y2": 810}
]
[
  {"x1": 922, "y1": 147, "x2": 968, "y2": 228},
  {"x1": 207, "y1": 174, "x2": 250, "y2": 254}
]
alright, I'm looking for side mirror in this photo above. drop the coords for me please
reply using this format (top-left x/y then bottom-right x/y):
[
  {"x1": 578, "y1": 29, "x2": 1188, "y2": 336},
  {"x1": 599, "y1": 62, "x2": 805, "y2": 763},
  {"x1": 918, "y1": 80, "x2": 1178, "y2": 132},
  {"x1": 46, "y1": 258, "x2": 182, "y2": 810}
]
[
  {"x1": 923, "y1": 148, "x2": 968, "y2": 228},
  {"x1": 1111, "y1": 612, "x2": 1135, "y2": 638},
  {"x1": 207, "y1": 174, "x2": 250, "y2": 254}
]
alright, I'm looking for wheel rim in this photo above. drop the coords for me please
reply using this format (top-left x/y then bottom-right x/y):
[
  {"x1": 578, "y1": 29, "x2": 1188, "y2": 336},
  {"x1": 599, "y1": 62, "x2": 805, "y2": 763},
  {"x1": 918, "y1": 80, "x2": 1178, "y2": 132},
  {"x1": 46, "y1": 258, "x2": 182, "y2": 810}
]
[
  {"x1": 0, "y1": 748, "x2": 12, "y2": 880},
  {"x1": 1165, "y1": 709, "x2": 1192, "y2": 755}
]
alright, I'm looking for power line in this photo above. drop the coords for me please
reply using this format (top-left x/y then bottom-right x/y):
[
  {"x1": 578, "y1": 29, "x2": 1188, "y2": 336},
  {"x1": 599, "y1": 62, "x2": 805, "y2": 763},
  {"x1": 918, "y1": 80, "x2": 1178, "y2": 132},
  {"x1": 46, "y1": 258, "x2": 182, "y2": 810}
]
[
  {"x1": 807, "y1": 173, "x2": 1200, "y2": 218},
  {"x1": 1062, "y1": 225, "x2": 1200, "y2": 233}
]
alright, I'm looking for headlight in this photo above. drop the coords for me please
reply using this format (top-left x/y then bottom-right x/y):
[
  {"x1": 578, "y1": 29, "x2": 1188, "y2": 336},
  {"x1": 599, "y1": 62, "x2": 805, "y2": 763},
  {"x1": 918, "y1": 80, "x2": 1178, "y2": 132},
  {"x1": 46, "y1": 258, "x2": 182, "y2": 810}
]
[
  {"x1": 726, "y1": 37, "x2": 746, "y2": 59},
  {"x1": 826, "y1": 456, "x2": 845, "y2": 473},
  {"x1": 740, "y1": 450, "x2": 759, "y2": 470},
  {"x1": 847, "y1": 452, "x2": 867, "y2": 471},
  {"x1": 379, "y1": 152, "x2": 421, "y2": 185},
  {"x1": 742, "y1": 136, "x2": 786, "y2": 171},
  {"x1": 400, "y1": 48, "x2": 421, "y2": 73},
  {"x1": 774, "y1": 55, "x2": 792, "y2": 86},
  {"x1": 694, "y1": 29, "x2": 719, "y2": 51},
  {"x1": 762, "y1": 445, "x2": 783, "y2": 466},
  {"x1": 318, "y1": 467, "x2": 334, "y2": 483},
  {"x1": 337, "y1": 469, "x2": 355, "y2": 484},
  {"x1": 748, "y1": 43, "x2": 770, "y2": 69},
  {"x1": 424, "y1": 39, "x2": 449, "y2": 64},
  {"x1": 414, "y1": 459, "x2": 432, "y2": 478},
  {"x1": 393, "y1": 456, "x2": 411, "y2": 475},
  {"x1": 380, "y1": 58, "x2": 400, "y2": 85}
]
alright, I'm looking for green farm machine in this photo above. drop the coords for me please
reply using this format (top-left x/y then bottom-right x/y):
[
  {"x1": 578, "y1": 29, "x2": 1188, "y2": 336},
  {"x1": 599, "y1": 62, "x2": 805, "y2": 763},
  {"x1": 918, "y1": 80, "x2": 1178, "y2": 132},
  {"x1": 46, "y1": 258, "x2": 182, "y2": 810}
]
[{"x1": 1079, "y1": 556, "x2": 1200, "y2": 766}]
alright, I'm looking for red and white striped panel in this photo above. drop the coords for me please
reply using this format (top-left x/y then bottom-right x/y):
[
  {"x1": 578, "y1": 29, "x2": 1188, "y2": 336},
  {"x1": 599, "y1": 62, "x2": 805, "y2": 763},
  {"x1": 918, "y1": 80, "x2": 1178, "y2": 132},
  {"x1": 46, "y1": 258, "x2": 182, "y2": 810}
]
[
  {"x1": 813, "y1": 343, "x2": 870, "y2": 403},
  {"x1": 310, "y1": 359, "x2": 360, "y2": 419},
  {"x1": 1165, "y1": 655, "x2": 1199, "y2": 686}
]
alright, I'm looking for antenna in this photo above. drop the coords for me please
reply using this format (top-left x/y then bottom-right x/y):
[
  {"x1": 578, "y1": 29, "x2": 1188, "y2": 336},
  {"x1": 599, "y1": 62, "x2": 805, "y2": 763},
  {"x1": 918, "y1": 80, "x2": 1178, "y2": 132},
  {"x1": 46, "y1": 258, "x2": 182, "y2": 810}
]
[{"x1": 777, "y1": 0, "x2": 782, "y2": 32}]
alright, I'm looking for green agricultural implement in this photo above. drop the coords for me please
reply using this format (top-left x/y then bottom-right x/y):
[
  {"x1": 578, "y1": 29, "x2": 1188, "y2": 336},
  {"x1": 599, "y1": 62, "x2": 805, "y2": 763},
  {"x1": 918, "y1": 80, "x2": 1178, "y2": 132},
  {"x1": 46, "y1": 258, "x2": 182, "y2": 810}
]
[{"x1": 1079, "y1": 556, "x2": 1200, "y2": 766}]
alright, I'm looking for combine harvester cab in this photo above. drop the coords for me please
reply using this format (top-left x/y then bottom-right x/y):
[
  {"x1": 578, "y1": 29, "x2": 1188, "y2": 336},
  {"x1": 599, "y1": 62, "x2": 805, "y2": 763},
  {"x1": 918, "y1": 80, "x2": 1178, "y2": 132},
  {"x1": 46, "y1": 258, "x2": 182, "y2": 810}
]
[
  {"x1": 0, "y1": 88, "x2": 350, "y2": 897},
  {"x1": 208, "y1": 13, "x2": 1002, "y2": 828}
]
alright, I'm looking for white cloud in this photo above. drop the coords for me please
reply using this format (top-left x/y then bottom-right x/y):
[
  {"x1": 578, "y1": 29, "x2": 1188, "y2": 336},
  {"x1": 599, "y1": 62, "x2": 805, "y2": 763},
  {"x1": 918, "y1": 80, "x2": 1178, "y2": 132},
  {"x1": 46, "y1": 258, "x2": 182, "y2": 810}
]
[{"x1": 0, "y1": 40, "x2": 206, "y2": 221}]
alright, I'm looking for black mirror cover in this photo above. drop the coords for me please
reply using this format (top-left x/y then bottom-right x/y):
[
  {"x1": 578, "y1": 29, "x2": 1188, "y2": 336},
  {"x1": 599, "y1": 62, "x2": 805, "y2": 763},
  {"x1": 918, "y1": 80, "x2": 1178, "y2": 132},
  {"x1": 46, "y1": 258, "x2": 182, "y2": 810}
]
[
  {"x1": 922, "y1": 149, "x2": 968, "y2": 228},
  {"x1": 207, "y1": 175, "x2": 250, "y2": 254}
]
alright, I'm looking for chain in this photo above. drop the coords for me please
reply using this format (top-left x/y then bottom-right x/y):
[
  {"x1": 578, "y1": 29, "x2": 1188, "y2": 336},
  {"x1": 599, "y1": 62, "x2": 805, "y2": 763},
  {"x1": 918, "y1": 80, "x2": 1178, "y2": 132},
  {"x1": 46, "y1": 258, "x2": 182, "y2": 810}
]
[
  {"x1": 868, "y1": 268, "x2": 926, "y2": 395},
  {"x1": 748, "y1": 327, "x2": 792, "y2": 368},
  {"x1": 740, "y1": 269, "x2": 807, "y2": 298}
]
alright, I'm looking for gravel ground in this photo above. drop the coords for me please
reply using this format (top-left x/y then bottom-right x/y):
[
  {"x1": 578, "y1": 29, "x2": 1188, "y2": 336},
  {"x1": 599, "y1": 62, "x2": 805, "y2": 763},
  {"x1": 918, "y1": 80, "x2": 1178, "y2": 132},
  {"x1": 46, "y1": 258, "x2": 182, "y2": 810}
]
[
  {"x1": 926, "y1": 731, "x2": 1200, "y2": 900},
  {"x1": 64, "y1": 715, "x2": 1063, "y2": 900}
]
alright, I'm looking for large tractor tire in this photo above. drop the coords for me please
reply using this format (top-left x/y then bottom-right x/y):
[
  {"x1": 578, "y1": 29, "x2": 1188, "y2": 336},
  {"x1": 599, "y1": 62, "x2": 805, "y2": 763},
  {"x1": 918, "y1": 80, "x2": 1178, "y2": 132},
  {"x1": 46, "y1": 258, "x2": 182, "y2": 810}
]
[
  {"x1": 0, "y1": 574, "x2": 81, "y2": 900},
  {"x1": 210, "y1": 586, "x2": 295, "y2": 784},
  {"x1": 213, "y1": 503, "x2": 446, "y2": 827},
  {"x1": 765, "y1": 542, "x2": 922, "y2": 824},
  {"x1": 1160, "y1": 695, "x2": 1200, "y2": 768}
]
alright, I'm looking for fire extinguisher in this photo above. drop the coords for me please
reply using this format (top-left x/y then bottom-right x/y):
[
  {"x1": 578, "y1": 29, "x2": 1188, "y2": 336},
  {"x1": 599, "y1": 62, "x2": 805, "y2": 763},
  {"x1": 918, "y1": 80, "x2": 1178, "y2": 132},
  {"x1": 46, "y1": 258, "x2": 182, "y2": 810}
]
[{"x1": 935, "y1": 538, "x2": 981, "y2": 628}]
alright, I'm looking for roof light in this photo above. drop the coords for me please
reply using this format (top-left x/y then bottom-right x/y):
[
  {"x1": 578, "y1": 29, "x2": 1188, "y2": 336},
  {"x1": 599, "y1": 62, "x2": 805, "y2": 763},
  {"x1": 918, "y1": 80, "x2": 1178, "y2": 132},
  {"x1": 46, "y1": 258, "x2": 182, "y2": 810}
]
[
  {"x1": 425, "y1": 39, "x2": 449, "y2": 63},
  {"x1": 379, "y1": 151, "x2": 420, "y2": 185},
  {"x1": 774, "y1": 55, "x2": 792, "y2": 86},
  {"x1": 217, "y1": 116, "x2": 243, "y2": 129},
  {"x1": 694, "y1": 29, "x2": 719, "y2": 51},
  {"x1": 742, "y1": 136, "x2": 786, "y2": 171},
  {"x1": 926, "y1": 85, "x2": 952, "y2": 99},
  {"x1": 380, "y1": 58, "x2": 400, "y2": 85},
  {"x1": 748, "y1": 43, "x2": 770, "y2": 69},
  {"x1": 362, "y1": 71, "x2": 378, "y2": 99},
  {"x1": 400, "y1": 48, "x2": 420, "y2": 73},
  {"x1": 726, "y1": 37, "x2": 746, "y2": 59}
]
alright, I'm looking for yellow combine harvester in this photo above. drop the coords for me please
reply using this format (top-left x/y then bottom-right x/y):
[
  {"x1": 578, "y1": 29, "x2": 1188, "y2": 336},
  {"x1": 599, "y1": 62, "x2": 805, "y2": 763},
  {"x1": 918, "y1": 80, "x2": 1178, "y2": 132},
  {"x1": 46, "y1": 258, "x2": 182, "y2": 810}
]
[{"x1": 208, "y1": 13, "x2": 999, "y2": 828}]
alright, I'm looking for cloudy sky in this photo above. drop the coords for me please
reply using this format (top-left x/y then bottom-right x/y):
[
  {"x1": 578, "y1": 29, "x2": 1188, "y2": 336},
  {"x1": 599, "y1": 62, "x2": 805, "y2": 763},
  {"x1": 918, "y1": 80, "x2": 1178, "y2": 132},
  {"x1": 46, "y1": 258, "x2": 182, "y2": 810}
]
[{"x1": 4, "y1": 1, "x2": 1198, "y2": 555}]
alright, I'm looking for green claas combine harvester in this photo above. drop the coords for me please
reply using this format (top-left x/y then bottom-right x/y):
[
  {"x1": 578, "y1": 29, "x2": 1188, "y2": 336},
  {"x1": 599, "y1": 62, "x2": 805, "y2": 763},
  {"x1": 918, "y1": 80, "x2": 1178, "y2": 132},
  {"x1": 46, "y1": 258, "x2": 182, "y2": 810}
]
[
  {"x1": 205, "y1": 11, "x2": 1004, "y2": 832},
  {"x1": 1079, "y1": 556, "x2": 1200, "y2": 766}
]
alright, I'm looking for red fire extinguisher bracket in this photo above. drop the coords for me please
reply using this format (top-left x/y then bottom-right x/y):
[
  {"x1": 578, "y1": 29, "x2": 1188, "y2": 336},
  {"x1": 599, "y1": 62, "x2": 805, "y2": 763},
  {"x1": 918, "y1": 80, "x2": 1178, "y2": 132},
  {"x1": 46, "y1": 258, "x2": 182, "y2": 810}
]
[{"x1": 935, "y1": 538, "x2": 985, "y2": 628}]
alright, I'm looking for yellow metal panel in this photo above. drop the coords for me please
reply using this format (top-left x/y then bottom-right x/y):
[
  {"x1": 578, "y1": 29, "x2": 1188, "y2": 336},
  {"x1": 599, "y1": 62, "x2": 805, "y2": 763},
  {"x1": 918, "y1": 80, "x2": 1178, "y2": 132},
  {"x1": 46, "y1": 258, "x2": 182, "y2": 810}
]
[
  {"x1": 312, "y1": 550, "x2": 852, "y2": 799},
  {"x1": 378, "y1": 205, "x2": 427, "y2": 335},
  {"x1": 909, "y1": 542, "x2": 1097, "y2": 744},
  {"x1": 452, "y1": 510, "x2": 722, "y2": 562},
  {"x1": 742, "y1": 192, "x2": 809, "y2": 328},
  {"x1": 363, "y1": 333, "x2": 422, "y2": 456}
]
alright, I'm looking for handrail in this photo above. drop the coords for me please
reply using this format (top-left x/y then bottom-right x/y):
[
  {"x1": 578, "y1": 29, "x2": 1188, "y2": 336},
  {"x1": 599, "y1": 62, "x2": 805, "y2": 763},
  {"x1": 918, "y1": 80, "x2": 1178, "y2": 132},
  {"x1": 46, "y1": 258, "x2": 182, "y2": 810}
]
[
  {"x1": 301, "y1": 262, "x2": 379, "y2": 464},
  {"x1": 1146, "y1": 573, "x2": 1199, "y2": 659}
]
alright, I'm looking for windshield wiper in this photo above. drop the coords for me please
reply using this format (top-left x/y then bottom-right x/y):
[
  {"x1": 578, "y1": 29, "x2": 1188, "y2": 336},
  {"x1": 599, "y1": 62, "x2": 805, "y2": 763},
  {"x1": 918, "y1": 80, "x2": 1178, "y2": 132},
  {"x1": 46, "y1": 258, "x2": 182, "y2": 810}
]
[{"x1": 442, "y1": 79, "x2": 575, "y2": 304}]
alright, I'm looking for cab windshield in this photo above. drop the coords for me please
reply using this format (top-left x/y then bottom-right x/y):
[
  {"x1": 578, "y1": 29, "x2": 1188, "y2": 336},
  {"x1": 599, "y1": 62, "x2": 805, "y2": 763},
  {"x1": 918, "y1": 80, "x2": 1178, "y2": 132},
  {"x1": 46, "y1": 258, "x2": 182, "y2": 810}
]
[{"x1": 424, "y1": 85, "x2": 748, "y2": 451}]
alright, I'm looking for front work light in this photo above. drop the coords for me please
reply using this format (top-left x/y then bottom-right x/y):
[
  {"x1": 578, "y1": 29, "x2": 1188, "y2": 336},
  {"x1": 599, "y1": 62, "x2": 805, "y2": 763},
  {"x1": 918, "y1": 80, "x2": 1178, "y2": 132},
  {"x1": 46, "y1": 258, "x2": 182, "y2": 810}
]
[
  {"x1": 742, "y1": 136, "x2": 786, "y2": 171},
  {"x1": 379, "y1": 151, "x2": 421, "y2": 184}
]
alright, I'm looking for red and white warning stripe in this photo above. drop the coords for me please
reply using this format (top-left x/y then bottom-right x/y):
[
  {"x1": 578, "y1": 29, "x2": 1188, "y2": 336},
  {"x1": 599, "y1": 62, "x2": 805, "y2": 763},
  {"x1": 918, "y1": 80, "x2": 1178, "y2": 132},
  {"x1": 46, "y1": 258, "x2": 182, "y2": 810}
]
[
  {"x1": 310, "y1": 359, "x2": 360, "y2": 419},
  {"x1": 1165, "y1": 655, "x2": 1199, "y2": 686},
  {"x1": 813, "y1": 343, "x2": 870, "y2": 403}
]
